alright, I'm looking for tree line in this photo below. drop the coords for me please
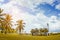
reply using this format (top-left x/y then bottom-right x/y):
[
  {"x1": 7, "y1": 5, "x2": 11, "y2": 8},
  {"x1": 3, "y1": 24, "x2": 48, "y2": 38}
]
[{"x1": 31, "y1": 28, "x2": 49, "y2": 36}]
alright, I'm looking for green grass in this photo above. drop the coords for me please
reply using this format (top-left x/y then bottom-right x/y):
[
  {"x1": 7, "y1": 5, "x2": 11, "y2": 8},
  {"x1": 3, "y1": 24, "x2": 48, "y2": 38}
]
[{"x1": 0, "y1": 33, "x2": 60, "y2": 40}]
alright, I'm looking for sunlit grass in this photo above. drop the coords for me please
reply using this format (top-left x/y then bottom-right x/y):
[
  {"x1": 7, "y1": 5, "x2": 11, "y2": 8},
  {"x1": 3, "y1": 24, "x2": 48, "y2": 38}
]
[{"x1": 0, "y1": 33, "x2": 60, "y2": 40}]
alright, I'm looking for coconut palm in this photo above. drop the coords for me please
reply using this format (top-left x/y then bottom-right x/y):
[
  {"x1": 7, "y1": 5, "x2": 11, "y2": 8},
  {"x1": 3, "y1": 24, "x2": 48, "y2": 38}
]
[
  {"x1": 4, "y1": 14, "x2": 12, "y2": 34},
  {"x1": 0, "y1": 8, "x2": 6, "y2": 33},
  {"x1": 16, "y1": 20, "x2": 25, "y2": 34},
  {"x1": 0, "y1": 8, "x2": 6, "y2": 19}
]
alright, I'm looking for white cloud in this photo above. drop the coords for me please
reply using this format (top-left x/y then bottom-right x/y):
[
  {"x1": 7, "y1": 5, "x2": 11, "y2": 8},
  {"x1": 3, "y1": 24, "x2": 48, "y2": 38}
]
[
  {"x1": 56, "y1": 4, "x2": 60, "y2": 10},
  {"x1": 10, "y1": 0, "x2": 55, "y2": 11},
  {"x1": 49, "y1": 16, "x2": 60, "y2": 32},
  {"x1": 49, "y1": 16, "x2": 57, "y2": 22}
]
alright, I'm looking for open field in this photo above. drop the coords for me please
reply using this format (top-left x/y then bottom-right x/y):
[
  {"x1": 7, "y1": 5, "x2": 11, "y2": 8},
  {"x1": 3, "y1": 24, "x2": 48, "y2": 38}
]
[{"x1": 0, "y1": 33, "x2": 60, "y2": 40}]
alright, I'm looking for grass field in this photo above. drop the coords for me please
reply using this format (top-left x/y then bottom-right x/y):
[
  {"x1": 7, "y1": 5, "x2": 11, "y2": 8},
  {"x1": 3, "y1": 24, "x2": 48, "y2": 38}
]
[{"x1": 0, "y1": 33, "x2": 60, "y2": 40}]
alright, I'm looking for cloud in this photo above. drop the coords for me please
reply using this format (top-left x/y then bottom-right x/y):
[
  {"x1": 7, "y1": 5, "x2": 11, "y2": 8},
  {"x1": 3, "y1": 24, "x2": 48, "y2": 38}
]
[
  {"x1": 56, "y1": 4, "x2": 60, "y2": 10},
  {"x1": 10, "y1": 0, "x2": 55, "y2": 12},
  {"x1": 49, "y1": 16, "x2": 60, "y2": 32}
]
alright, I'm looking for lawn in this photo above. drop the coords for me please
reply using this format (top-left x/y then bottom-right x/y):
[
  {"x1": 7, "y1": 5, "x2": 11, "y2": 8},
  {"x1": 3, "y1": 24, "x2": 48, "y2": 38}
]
[{"x1": 0, "y1": 33, "x2": 60, "y2": 40}]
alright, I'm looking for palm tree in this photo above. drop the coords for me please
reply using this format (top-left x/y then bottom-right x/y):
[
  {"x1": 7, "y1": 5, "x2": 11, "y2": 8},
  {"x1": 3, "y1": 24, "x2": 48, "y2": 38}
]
[
  {"x1": 16, "y1": 20, "x2": 25, "y2": 34},
  {"x1": 4, "y1": 14, "x2": 12, "y2": 34},
  {"x1": 0, "y1": 8, "x2": 6, "y2": 33},
  {"x1": 0, "y1": 8, "x2": 6, "y2": 20}
]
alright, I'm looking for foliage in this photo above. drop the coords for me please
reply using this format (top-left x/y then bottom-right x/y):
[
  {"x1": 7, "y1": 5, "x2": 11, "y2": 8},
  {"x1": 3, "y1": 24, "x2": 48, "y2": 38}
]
[
  {"x1": 0, "y1": 8, "x2": 6, "y2": 33},
  {"x1": 16, "y1": 20, "x2": 25, "y2": 34},
  {"x1": 31, "y1": 28, "x2": 48, "y2": 36},
  {"x1": 0, "y1": 8, "x2": 13, "y2": 34},
  {"x1": 4, "y1": 14, "x2": 12, "y2": 34}
]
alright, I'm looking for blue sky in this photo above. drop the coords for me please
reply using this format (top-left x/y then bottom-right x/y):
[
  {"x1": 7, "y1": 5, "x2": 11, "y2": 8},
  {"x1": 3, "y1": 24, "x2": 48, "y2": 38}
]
[
  {"x1": 0, "y1": 0, "x2": 9, "y2": 4},
  {"x1": 36, "y1": 1, "x2": 60, "y2": 17},
  {"x1": 0, "y1": 0, "x2": 60, "y2": 33}
]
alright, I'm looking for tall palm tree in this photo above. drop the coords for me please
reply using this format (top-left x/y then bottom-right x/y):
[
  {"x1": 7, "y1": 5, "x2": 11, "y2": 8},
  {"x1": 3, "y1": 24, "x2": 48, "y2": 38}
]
[
  {"x1": 4, "y1": 14, "x2": 12, "y2": 34},
  {"x1": 0, "y1": 8, "x2": 6, "y2": 33},
  {"x1": 16, "y1": 20, "x2": 25, "y2": 34}
]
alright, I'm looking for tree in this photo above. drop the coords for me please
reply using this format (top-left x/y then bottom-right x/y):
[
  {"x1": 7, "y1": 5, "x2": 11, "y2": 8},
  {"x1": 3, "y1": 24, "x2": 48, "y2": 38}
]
[
  {"x1": 31, "y1": 28, "x2": 39, "y2": 36},
  {"x1": 34, "y1": 28, "x2": 39, "y2": 35},
  {"x1": 4, "y1": 14, "x2": 12, "y2": 34},
  {"x1": 43, "y1": 28, "x2": 48, "y2": 36},
  {"x1": 0, "y1": 8, "x2": 6, "y2": 33},
  {"x1": 16, "y1": 20, "x2": 25, "y2": 34},
  {"x1": 39, "y1": 28, "x2": 48, "y2": 36},
  {"x1": 39, "y1": 28, "x2": 44, "y2": 36},
  {"x1": 31, "y1": 29, "x2": 35, "y2": 35},
  {"x1": 0, "y1": 8, "x2": 6, "y2": 20}
]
